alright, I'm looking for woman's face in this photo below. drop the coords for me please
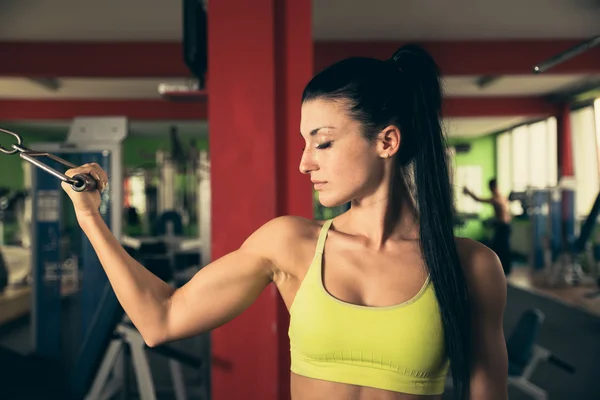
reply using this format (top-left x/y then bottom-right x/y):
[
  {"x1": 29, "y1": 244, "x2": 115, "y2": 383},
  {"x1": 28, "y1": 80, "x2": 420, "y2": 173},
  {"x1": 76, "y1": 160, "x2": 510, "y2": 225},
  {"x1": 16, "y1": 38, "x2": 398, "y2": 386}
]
[{"x1": 299, "y1": 98, "x2": 388, "y2": 208}]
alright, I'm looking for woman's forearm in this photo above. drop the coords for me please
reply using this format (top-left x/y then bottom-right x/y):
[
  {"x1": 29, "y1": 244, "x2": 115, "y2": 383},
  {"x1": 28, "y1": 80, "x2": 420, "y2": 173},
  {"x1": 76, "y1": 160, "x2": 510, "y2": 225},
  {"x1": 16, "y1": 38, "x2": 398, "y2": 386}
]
[{"x1": 78, "y1": 213, "x2": 175, "y2": 345}]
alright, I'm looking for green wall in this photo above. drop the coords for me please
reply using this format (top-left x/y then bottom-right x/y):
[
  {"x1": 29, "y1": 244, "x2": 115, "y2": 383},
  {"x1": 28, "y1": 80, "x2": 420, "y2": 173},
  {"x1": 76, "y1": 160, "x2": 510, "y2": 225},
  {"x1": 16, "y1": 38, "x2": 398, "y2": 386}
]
[
  {"x1": 0, "y1": 127, "x2": 208, "y2": 191},
  {"x1": 449, "y1": 134, "x2": 497, "y2": 241}
]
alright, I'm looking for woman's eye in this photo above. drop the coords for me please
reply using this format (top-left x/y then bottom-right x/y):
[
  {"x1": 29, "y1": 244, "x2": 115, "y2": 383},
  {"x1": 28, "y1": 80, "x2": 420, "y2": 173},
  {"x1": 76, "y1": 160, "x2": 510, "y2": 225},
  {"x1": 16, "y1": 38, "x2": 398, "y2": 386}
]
[{"x1": 316, "y1": 142, "x2": 332, "y2": 150}]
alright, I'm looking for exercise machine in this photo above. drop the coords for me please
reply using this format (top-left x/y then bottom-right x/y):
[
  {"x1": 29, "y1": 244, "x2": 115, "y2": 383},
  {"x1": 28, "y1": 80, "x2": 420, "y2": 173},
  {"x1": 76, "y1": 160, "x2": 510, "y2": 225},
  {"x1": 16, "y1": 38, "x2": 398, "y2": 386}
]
[
  {"x1": 0, "y1": 249, "x2": 7, "y2": 294},
  {"x1": 25, "y1": 117, "x2": 126, "y2": 362},
  {"x1": 86, "y1": 319, "x2": 205, "y2": 400},
  {"x1": 510, "y1": 182, "x2": 599, "y2": 288},
  {"x1": 505, "y1": 309, "x2": 575, "y2": 400},
  {"x1": 121, "y1": 125, "x2": 211, "y2": 277},
  {"x1": 1, "y1": 120, "x2": 210, "y2": 399},
  {"x1": 0, "y1": 260, "x2": 206, "y2": 400},
  {"x1": 444, "y1": 308, "x2": 575, "y2": 400},
  {"x1": 506, "y1": 188, "x2": 558, "y2": 270},
  {"x1": 0, "y1": 188, "x2": 29, "y2": 247},
  {"x1": 541, "y1": 190, "x2": 600, "y2": 288}
]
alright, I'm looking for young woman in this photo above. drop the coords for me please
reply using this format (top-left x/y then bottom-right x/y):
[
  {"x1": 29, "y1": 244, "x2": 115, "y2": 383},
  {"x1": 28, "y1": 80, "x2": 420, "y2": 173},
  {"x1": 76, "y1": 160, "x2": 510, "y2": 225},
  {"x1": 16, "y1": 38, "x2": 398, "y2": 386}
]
[{"x1": 63, "y1": 44, "x2": 508, "y2": 399}]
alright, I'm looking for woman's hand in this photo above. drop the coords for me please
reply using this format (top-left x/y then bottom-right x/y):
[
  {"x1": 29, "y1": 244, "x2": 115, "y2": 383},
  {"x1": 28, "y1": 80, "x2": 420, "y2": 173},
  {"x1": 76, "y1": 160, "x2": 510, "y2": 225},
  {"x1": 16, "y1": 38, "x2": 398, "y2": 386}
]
[{"x1": 61, "y1": 162, "x2": 109, "y2": 219}]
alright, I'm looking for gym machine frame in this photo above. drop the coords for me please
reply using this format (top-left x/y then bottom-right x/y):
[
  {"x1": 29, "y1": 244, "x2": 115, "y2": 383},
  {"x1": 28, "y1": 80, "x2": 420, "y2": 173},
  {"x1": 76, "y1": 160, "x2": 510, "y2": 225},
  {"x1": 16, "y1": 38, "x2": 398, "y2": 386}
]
[{"x1": 2, "y1": 122, "x2": 123, "y2": 352}]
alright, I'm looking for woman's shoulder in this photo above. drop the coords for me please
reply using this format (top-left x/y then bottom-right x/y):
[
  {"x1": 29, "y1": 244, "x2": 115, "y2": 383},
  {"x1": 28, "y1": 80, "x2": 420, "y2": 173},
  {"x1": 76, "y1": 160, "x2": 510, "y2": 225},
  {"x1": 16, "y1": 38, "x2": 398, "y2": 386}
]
[
  {"x1": 454, "y1": 237, "x2": 507, "y2": 307},
  {"x1": 241, "y1": 216, "x2": 327, "y2": 277},
  {"x1": 252, "y1": 216, "x2": 325, "y2": 240},
  {"x1": 454, "y1": 237, "x2": 498, "y2": 263},
  {"x1": 242, "y1": 216, "x2": 326, "y2": 259}
]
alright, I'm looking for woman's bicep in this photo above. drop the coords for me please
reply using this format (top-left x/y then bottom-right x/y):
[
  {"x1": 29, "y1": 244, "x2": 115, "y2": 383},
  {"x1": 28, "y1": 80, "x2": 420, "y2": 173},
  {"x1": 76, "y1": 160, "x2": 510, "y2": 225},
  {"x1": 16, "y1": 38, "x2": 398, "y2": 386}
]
[
  {"x1": 158, "y1": 216, "x2": 302, "y2": 344},
  {"x1": 161, "y1": 248, "x2": 274, "y2": 343}
]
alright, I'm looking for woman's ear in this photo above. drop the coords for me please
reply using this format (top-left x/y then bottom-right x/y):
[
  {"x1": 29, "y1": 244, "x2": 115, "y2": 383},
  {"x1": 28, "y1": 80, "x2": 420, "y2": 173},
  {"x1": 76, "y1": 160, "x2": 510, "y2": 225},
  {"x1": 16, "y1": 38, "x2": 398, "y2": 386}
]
[{"x1": 376, "y1": 125, "x2": 401, "y2": 158}]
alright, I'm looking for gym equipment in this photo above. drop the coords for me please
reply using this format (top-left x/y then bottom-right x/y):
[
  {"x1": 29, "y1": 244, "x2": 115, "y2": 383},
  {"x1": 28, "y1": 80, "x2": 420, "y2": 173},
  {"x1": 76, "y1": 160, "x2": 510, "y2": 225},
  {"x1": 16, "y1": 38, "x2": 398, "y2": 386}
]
[
  {"x1": 444, "y1": 308, "x2": 575, "y2": 400},
  {"x1": 1, "y1": 119, "x2": 211, "y2": 397},
  {"x1": 506, "y1": 309, "x2": 575, "y2": 400},
  {"x1": 87, "y1": 320, "x2": 205, "y2": 400},
  {"x1": 508, "y1": 188, "x2": 556, "y2": 271},
  {"x1": 122, "y1": 125, "x2": 211, "y2": 265},
  {"x1": 508, "y1": 191, "x2": 529, "y2": 212},
  {"x1": 0, "y1": 249, "x2": 8, "y2": 293},
  {"x1": 0, "y1": 188, "x2": 29, "y2": 247},
  {"x1": 0, "y1": 118, "x2": 123, "y2": 389},
  {"x1": 0, "y1": 259, "x2": 206, "y2": 400},
  {"x1": 511, "y1": 184, "x2": 599, "y2": 288},
  {"x1": 0, "y1": 118, "x2": 210, "y2": 399},
  {"x1": 24, "y1": 118, "x2": 126, "y2": 362},
  {"x1": 123, "y1": 127, "x2": 209, "y2": 240},
  {"x1": 543, "y1": 190, "x2": 600, "y2": 287},
  {"x1": 157, "y1": 127, "x2": 203, "y2": 232},
  {"x1": 530, "y1": 189, "x2": 553, "y2": 272},
  {"x1": 584, "y1": 243, "x2": 600, "y2": 298}
]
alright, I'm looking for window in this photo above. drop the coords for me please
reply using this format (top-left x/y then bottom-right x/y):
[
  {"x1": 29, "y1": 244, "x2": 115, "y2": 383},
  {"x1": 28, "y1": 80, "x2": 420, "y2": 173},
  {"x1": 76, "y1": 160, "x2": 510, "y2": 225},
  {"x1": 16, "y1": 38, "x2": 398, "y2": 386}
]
[
  {"x1": 528, "y1": 118, "x2": 558, "y2": 188},
  {"x1": 571, "y1": 104, "x2": 599, "y2": 217},
  {"x1": 496, "y1": 117, "x2": 558, "y2": 215},
  {"x1": 510, "y1": 125, "x2": 530, "y2": 192},
  {"x1": 497, "y1": 117, "x2": 558, "y2": 192}
]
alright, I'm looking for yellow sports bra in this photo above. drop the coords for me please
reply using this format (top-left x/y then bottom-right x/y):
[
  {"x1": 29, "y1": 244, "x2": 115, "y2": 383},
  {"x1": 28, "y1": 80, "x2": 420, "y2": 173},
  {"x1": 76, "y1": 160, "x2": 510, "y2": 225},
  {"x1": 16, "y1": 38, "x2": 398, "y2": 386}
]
[{"x1": 288, "y1": 220, "x2": 449, "y2": 395}]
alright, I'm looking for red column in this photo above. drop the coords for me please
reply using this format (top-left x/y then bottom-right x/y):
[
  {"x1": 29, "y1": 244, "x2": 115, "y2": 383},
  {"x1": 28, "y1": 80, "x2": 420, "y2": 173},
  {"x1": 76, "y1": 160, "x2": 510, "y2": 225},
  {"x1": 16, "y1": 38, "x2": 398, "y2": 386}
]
[
  {"x1": 557, "y1": 103, "x2": 574, "y2": 177},
  {"x1": 208, "y1": 1, "x2": 313, "y2": 399},
  {"x1": 557, "y1": 103, "x2": 576, "y2": 239}
]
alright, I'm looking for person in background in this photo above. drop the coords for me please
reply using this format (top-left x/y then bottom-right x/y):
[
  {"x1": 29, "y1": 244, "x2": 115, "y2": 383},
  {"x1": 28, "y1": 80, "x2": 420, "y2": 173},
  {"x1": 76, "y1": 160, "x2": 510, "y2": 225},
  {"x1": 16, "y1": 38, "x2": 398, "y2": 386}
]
[{"x1": 464, "y1": 178, "x2": 512, "y2": 275}]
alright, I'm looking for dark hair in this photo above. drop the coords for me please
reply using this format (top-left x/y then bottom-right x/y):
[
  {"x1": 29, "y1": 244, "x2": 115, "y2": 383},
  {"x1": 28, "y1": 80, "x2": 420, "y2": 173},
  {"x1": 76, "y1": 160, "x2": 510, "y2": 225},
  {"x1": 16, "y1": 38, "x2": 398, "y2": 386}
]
[
  {"x1": 302, "y1": 45, "x2": 471, "y2": 400},
  {"x1": 489, "y1": 178, "x2": 498, "y2": 191}
]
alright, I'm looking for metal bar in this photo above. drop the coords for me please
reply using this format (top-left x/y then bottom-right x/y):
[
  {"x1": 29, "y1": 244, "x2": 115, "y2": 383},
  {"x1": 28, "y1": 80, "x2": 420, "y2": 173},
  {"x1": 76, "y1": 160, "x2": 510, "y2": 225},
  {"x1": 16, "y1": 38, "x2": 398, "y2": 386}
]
[
  {"x1": 0, "y1": 128, "x2": 98, "y2": 192},
  {"x1": 18, "y1": 152, "x2": 78, "y2": 185},
  {"x1": 547, "y1": 354, "x2": 576, "y2": 373},
  {"x1": 533, "y1": 35, "x2": 600, "y2": 74}
]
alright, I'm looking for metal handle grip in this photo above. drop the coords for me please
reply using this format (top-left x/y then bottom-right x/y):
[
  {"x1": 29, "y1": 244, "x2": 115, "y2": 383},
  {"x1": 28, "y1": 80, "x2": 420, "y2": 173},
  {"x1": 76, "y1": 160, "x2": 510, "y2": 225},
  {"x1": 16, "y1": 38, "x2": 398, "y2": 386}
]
[
  {"x1": 16, "y1": 148, "x2": 100, "y2": 192},
  {"x1": 71, "y1": 174, "x2": 98, "y2": 192}
]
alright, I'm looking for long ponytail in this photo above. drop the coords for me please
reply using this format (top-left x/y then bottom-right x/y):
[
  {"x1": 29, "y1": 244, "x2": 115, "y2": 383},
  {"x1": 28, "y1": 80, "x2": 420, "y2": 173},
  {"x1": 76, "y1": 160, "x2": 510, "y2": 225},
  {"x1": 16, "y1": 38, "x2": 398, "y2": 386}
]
[{"x1": 391, "y1": 45, "x2": 472, "y2": 400}]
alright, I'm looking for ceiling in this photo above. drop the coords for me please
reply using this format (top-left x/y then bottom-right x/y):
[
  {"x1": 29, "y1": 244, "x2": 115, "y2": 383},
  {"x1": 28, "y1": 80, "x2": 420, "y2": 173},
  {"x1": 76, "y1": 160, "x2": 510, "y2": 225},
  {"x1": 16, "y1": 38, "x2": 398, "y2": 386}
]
[
  {"x1": 0, "y1": 0, "x2": 599, "y2": 138},
  {"x1": 444, "y1": 117, "x2": 532, "y2": 138},
  {"x1": 0, "y1": 0, "x2": 599, "y2": 41},
  {"x1": 314, "y1": 0, "x2": 600, "y2": 40}
]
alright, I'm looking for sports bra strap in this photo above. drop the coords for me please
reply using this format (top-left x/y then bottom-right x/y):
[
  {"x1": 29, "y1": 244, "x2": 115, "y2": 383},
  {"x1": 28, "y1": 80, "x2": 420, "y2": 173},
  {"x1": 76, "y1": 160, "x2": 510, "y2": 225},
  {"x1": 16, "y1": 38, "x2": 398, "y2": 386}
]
[{"x1": 315, "y1": 219, "x2": 333, "y2": 255}]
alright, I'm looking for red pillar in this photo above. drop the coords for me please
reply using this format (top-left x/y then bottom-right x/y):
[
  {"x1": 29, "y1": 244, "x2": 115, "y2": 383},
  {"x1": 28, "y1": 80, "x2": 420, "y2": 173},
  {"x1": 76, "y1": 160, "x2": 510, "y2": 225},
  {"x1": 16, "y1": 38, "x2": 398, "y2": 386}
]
[
  {"x1": 557, "y1": 103, "x2": 576, "y2": 239},
  {"x1": 557, "y1": 103, "x2": 574, "y2": 177},
  {"x1": 208, "y1": 1, "x2": 313, "y2": 399}
]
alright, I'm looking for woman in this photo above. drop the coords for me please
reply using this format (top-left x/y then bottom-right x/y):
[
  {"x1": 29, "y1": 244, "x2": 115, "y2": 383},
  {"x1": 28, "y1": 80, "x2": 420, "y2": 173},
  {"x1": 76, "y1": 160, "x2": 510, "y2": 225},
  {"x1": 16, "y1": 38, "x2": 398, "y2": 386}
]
[{"x1": 63, "y1": 44, "x2": 508, "y2": 399}]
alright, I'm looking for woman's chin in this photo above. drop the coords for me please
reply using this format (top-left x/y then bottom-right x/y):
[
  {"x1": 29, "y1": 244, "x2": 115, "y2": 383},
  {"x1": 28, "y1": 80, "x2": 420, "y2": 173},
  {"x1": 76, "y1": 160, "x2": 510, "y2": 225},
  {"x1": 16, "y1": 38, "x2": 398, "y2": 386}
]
[{"x1": 317, "y1": 192, "x2": 347, "y2": 209}]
